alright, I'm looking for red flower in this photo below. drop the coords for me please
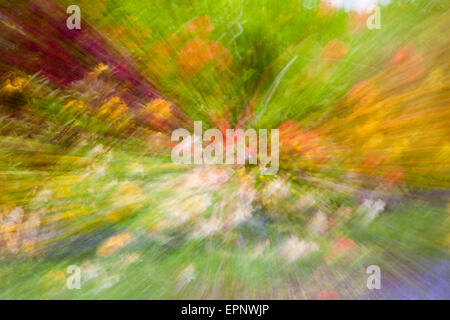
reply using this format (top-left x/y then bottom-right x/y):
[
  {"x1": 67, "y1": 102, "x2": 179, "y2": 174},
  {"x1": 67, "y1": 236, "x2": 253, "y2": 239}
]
[
  {"x1": 326, "y1": 237, "x2": 358, "y2": 261},
  {"x1": 316, "y1": 290, "x2": 340, "y2": 300}
]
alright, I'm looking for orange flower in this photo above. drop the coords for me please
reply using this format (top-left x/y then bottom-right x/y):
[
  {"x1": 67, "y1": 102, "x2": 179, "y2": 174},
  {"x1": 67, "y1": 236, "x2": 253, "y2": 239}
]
[
  {"x1": 349, "y1": 11, "x2": 370, "y2": 33},
  {"x1": 178, "y1": 39, "x2": 232, "y2": 77},
  {"x1": 279, "y1": 120, "x2": 327, "y2": 163},
  {"x1": 389, "y1": 44, "x2": 420, "y2": 66},
  {"x1": 185, "y1": 16, "x2": 214, "y2": 38},
  {"x1": 178, "y1": 38, "x2": 211, "y2": 76},
  {"x1": 322, "y1": 39, "x2": 349, "y2": 62},
  {"x1": 208, "y1": 41, "x2": 232, "y2": 72},
  {"x1": 382, "y1": 166, "x2": 405, "y2": 187},
  {"x1": 387, "y1": 45, "x2": 425, "y2": 84},
  {"x1": 345, "y1": 80, "x2": 378, "y2": 106},
  {"x1": 359, "y1": 151, "x2": 387, "y2": 174},
  {"x1": 319, "y1": 1, "x2": 336, "y2": 16}
]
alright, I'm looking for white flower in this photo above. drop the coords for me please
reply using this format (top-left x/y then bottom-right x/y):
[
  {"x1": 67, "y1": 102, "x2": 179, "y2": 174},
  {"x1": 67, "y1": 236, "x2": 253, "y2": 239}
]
[
  {"x1": 178, "y1": 264, "x2": 196, "y2": 287},
  {"x1": 203, "y1": 168, "x2": 230, "y2": 185},
  {"x1": 23, "y1": 214, "x2": 40, "y2": 238},
  {"x1": 97, "y1": 275, "x2": 120, "y2": 292},
  {"x1": 232, "y1": 202, "x2": 253, "y2": 225},
  {"x1": 78, "y1": 139, "x2": 89, "y2": 147},
  {"x1": 168, "y1": 194, "x2": 211, "y2": 226},
  {"x1": 5, "y1": 207, "x2": 24, "y2": 225},
  {"x1": 35, "y1": 189, "x2": 53, "y2": 203},
  {"x1": 130, "y1": 163, "x2": 144, "y2": 174},
  {"x1": 262, "y1": 179, "x2": 291, "y2": 203},
  {"x1": 193, "y1": 218, "x2": 222, "y2": 238},
  {"x1": 251, "y1": 240, "x2": 270, "y2": 259},
  {"x1": 91, "y1": 144, "x2": 105, "y2": 154},
  {"x1": 81, "y1": 262, "x2": 104, "y2": 282},
  {"x1": 308, "y1": 211, "x2": 328, "y2": 235},
  {"x1": 93, "y1": 164, "x2": 107, "y2": 176},
  {"x1": 360, "y1": 199, "x2": 385, "y2": 225},
  {"x1": 325, "y1": 0, "x2": 384, "y2": 13},
  {"x1": 280, "y1": 237, "x2": 319, "y2": 262}
]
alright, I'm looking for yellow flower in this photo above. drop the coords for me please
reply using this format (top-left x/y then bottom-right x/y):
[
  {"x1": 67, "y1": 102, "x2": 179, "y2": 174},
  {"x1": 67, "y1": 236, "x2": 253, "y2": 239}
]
[
  {"x1": 88, "y1": 63, "x2": 110, "y2": 78},
  {"x1": 1, "y1": 77, "x2": 26, "y2": 93},
  {"x1": 143, "y1": 98, "x2": 172, "y2": 118},
  {"x1": 40, "y1": 270, "x2": 66, "y2": 289},
  {"x1": 97, "y1": 233, "x2": 134, "y2": 257},
  {"x1": 61, "y1": 100, "x2": 89, "y2": 117},
  {"x1": 97, "y1": 96, "x2": 128, "y2": 123}
]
